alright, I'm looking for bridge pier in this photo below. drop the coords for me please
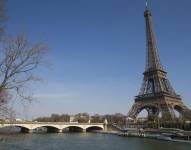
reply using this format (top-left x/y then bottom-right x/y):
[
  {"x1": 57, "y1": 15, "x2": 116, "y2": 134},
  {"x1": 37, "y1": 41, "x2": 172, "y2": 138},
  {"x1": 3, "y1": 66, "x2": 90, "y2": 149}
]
[
  {"x1": 58, "y1": 129, "x2": 63, "y2": 133},
  {"x1": 83, "y1": 129, "x2": 86, "y2": 132},
  {"x1": 28, "y1": 129, "x2": 33, "y2": 133},
  {"x1": 104, "y1": 119, "x2": 108, "y2": 131}
]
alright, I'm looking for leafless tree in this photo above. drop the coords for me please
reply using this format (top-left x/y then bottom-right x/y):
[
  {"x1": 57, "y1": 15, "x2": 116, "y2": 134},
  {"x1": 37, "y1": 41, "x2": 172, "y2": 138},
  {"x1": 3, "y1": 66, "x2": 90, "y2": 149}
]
[
  {"x1": 0, "y1": 34, "x2": 48, "y2": 118},
  {"x1": 0, "y1": 0, "x2": 48, "y2": 120}
]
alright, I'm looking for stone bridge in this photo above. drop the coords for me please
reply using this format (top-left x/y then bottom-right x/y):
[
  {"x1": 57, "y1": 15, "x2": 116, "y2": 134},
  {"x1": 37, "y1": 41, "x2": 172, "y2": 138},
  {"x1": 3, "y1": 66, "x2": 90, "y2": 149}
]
[{"x1": 0, "y1": 122, "x2": 106, "y2": 133}]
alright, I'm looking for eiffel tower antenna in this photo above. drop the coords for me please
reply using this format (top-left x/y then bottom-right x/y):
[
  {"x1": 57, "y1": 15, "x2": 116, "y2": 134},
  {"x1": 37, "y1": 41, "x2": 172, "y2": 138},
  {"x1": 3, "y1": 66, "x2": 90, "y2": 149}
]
[
  {"x1": 145, "y1": 0, "x2": 151, "y2": 10},
  {"x1": 146, "y1": 0, "x2": 148, "y2": 9}
]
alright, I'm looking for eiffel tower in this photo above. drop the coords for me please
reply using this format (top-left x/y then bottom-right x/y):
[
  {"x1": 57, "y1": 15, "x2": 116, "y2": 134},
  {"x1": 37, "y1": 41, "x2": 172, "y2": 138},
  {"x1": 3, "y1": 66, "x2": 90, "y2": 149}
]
[{"x1": 127, "y1": 2, "x2": 191, "y2": 122}]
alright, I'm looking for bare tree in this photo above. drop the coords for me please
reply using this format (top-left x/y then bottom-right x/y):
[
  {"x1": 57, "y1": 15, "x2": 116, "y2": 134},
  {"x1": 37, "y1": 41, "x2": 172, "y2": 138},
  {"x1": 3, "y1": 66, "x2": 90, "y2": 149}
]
[
  {"x1": 0, "y1": 34, "x2": 48, "y2": 118},
  {"x1": 0, "y1": 0, "x2": 48, "y2": 120}
]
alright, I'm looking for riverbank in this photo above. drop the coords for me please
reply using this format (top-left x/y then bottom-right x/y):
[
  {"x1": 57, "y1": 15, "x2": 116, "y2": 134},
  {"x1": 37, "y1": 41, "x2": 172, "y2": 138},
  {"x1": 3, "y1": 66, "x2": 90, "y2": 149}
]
[
  {"x1": 94, "y1": 129, "x2": 191, "y2": 144},
  {"x1": 118, "y1": 132, "x2": 191, "y2": 144}
]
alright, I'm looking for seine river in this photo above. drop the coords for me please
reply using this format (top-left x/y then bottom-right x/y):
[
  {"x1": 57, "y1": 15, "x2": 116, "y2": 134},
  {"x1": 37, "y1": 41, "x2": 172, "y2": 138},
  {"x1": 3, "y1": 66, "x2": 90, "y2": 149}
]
[{"x1": 0, "y1": 133, "x2": 190, "y2": 150}]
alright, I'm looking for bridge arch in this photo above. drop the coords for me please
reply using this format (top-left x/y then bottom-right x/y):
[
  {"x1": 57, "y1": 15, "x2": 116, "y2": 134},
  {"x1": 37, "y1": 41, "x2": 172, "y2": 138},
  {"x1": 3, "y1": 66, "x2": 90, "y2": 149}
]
[
  {"x1": 86, "y1": 126, "x2": 103, "y2": 132},
  {"x1": 33, "y1": 125, "x2": 61, "y2": 133},
  {"x1": 0, "y1": 125, "x2": 31, "y2": 133},
  {"x1": 63, "y1": 126, "x2": 84, "y2": 132}
]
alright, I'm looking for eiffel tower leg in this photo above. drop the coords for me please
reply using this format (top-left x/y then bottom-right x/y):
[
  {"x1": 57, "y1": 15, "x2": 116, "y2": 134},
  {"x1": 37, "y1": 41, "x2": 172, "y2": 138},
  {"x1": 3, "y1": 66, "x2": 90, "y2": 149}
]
[
  {"x1": 174, "y1": 104, "x2": 191, "y2": 120},
  {"x1": 160, "y1": 103, "x2": 176, "y2": 121},
  {"x1": 127, "y1": 103, "x2": 142, "y2": 120}
]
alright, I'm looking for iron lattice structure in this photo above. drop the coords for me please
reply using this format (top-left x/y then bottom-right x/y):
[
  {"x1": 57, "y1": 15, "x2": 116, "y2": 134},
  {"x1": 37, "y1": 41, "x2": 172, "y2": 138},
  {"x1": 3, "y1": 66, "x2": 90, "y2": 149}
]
[{"x1": 127, "y1": 6, "x2": 191, "y2": 122}]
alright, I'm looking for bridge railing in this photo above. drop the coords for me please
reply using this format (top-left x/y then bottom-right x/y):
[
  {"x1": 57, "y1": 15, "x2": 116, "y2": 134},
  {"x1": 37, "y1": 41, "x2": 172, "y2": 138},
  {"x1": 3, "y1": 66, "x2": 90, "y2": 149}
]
[{"x1": 1, "y1": 121, "x2": 104, "y2": 125}]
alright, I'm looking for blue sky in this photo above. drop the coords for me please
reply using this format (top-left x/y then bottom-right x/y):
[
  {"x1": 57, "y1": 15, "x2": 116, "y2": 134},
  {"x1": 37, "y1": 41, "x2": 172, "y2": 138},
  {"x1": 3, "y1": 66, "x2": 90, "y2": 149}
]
[{"x1": 6, "y1": 0, "x2": 191, "y2": 119}]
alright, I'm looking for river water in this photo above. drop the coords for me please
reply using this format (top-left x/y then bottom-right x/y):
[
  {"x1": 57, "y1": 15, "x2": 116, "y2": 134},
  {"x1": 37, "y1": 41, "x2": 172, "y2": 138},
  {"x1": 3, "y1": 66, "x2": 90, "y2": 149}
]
[{"x1": 0, "y1": 133, "x2": 190, "y2": 150}]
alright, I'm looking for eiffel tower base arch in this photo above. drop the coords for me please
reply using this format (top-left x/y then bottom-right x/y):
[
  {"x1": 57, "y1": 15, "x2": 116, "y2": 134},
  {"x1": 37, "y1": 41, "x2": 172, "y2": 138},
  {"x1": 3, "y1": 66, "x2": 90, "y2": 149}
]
[{"x1": 127, "y1": 95, "x2": 191, "y2": 123}]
